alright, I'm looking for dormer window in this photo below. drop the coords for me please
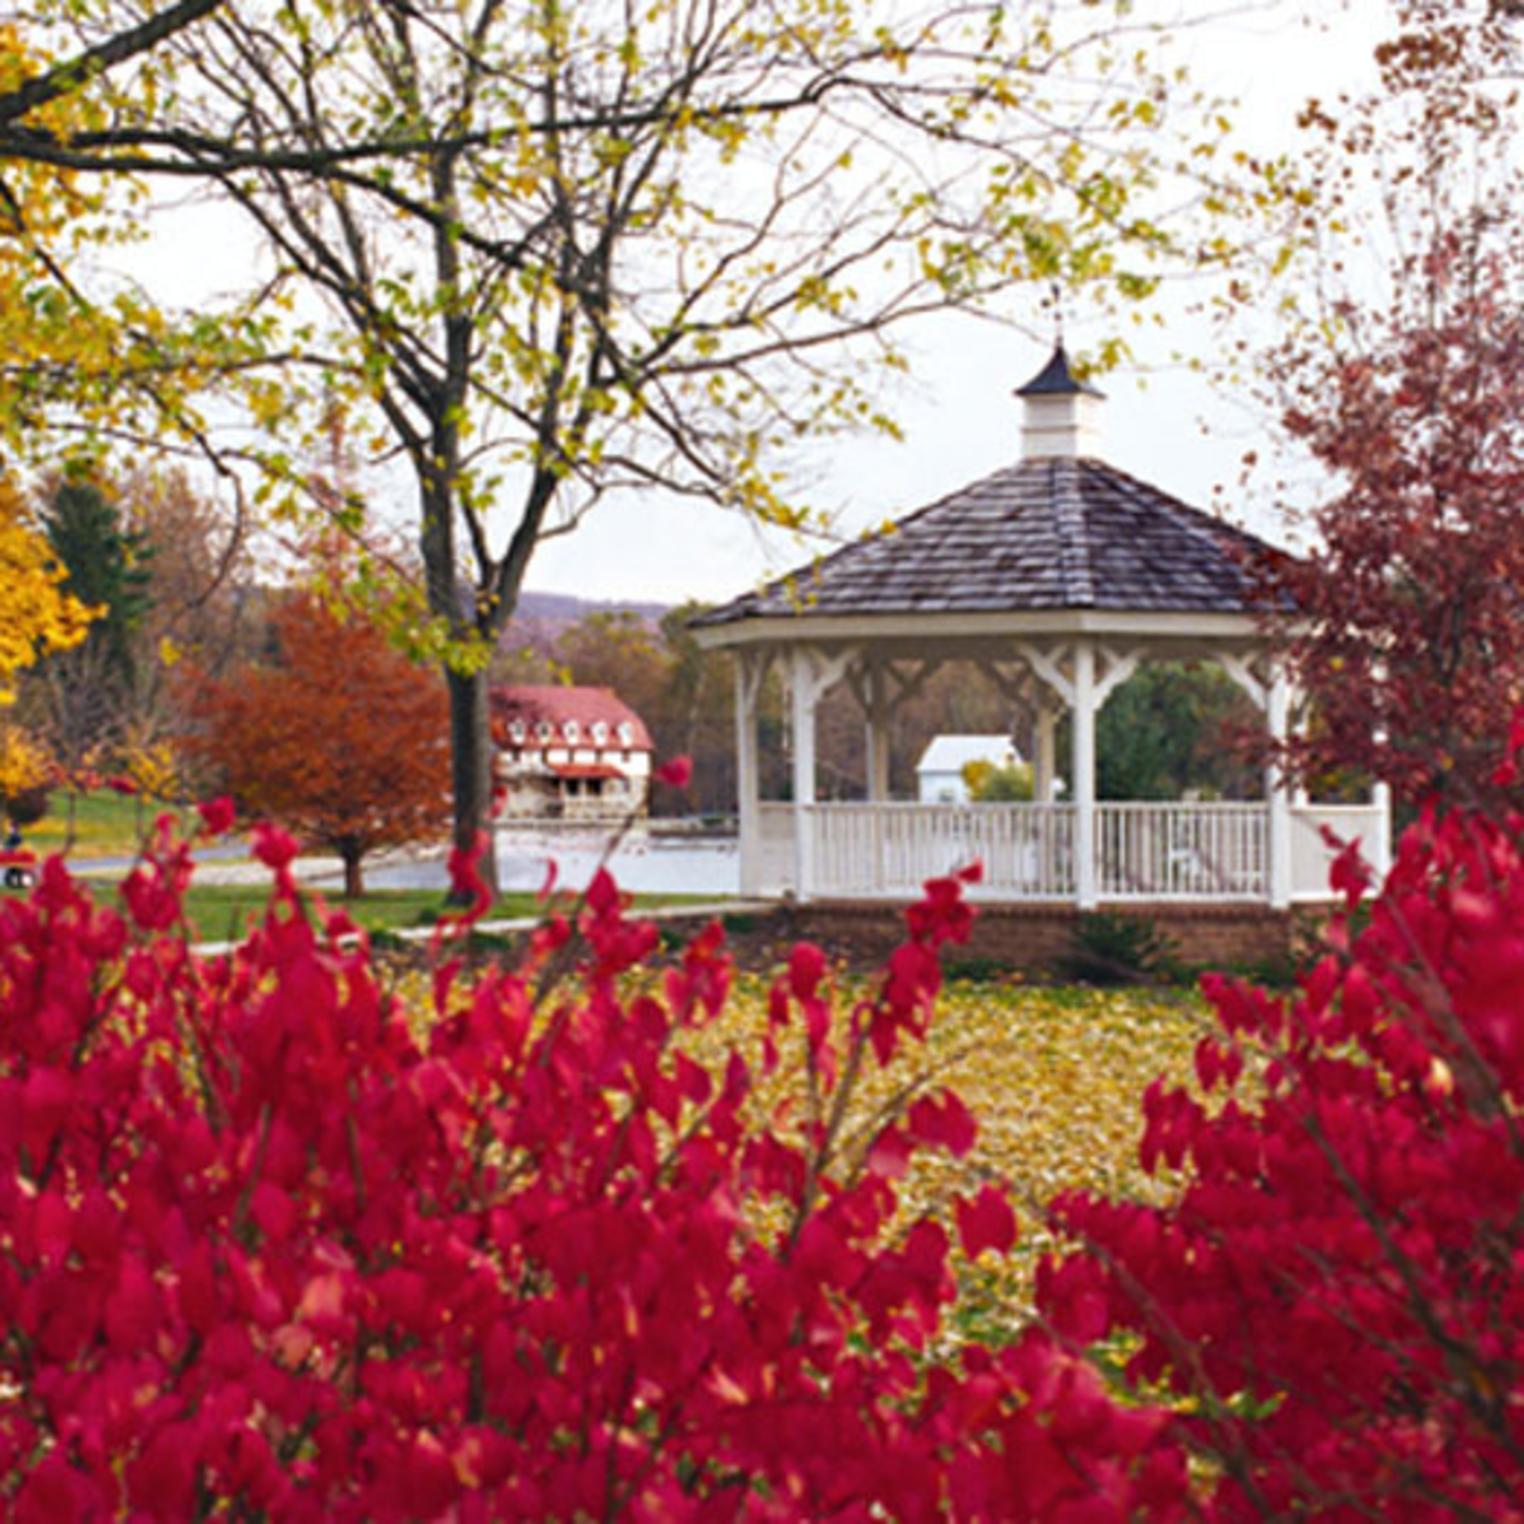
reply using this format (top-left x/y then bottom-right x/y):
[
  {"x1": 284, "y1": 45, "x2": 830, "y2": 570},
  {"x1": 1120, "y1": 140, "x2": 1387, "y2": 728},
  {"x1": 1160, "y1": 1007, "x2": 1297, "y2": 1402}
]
[
  {"x1": 563, "y1": 719, "x2": 580, "y2": 744},
  {"x1": 536, "y1": 721, "x2": 553, "y2": 743},
  {"x1": 509, "y1": 720, "x2": 526, "y2": 744},
  {"x1": 591, "y1": 721, "x2": 608, "y2": 746},
  {"x1": 617, "y1": 722, "x2": 633, "y2": 745}
]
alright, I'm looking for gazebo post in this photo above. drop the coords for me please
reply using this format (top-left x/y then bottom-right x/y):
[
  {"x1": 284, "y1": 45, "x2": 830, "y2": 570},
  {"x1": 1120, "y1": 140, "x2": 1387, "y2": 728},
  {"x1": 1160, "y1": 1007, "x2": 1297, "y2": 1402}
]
[
  {"x1": 864, "y1": 658, "x2": 891, "y2": 803},
  {"x1": 1073, "y1": 641, "x2": 1098, "y2": 910},
  {"x1": 1371, "y1": 781, "x2": 1393, "y2": 879},
  {"x1": 1033, "y1": 702, "x2": 1057, "y2": 803},
  {"x1": 1267, "y1": 666, "x2": 1292, "y2": 909},
  {"x1": 787, "y1": 646, "x2": 852, "y2": 899},
  {"x1": 734, "y1": 650, "x2": 766, "y2": 897},
  {"x1": 789, "y1": 648, "x2": 818, "y2": 899},
  {"x1": 1368, "y1": 696, "x2": 1393, "y2": 881}
]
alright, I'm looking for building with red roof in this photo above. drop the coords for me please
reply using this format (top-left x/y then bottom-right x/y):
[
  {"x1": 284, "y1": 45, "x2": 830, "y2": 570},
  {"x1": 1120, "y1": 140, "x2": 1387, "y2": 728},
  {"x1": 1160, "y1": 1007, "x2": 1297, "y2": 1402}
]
[{"x1": 489, "y1": 686, "x2": 653, "y2": 822}]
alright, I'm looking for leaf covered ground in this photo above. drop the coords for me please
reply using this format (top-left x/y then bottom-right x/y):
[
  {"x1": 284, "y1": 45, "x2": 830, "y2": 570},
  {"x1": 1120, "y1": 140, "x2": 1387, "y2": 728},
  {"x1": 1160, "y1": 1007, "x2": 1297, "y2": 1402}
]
[{"x1": 682, "y1": 969, "x2": 1209, "y2": 1330}]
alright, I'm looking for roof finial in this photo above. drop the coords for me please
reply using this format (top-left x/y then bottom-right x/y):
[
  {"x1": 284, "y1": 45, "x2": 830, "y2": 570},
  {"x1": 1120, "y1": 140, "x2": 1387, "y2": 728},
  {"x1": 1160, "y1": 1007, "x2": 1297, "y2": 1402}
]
[{"x1": 1015, "y1": 295, "x2": 1105, "y2": 458}]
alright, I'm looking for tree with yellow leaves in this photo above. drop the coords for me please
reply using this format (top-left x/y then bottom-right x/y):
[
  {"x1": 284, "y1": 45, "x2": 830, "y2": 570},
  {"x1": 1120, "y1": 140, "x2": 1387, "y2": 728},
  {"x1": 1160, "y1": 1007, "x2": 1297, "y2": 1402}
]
[
  {"x1": 1, "y1": 17, "x2": 288, "y2": 474},
  {"x1": 0, "y1": 722, "x2": 53, "y2": 827},
  {"x1": 0, "y1": 478, "x2": 94, "y2": 702}
]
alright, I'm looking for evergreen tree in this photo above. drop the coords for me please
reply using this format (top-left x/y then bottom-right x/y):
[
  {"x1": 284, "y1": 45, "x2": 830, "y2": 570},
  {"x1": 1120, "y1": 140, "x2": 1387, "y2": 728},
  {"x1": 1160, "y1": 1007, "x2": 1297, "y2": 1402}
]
[
  {"x1": 36, "y1": 478, "x2": 155, "y2": 763},
  {"x1": 42, "y1": 478, "x2": 153, "y2": 682},
  {"x1": 1096, "y1": 665, "x2": 1260, "y2": 802}
]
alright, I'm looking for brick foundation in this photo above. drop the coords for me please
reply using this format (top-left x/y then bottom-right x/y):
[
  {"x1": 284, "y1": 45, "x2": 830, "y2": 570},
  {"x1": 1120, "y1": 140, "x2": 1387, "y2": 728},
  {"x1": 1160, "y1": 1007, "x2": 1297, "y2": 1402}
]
[
  {"x1": 754, "y1": 898, "x2": 1340, "y2": 978},
  {"x1": 375, "y1": 899, "x2": 1341, "y2": 983}
]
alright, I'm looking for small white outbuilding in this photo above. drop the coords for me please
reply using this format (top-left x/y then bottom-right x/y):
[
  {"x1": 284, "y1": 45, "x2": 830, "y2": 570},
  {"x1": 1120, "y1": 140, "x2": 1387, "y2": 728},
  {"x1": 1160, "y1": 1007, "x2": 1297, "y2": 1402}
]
[{"x1": 915, "y1": 735, "x2": 1023, "y2": 804}]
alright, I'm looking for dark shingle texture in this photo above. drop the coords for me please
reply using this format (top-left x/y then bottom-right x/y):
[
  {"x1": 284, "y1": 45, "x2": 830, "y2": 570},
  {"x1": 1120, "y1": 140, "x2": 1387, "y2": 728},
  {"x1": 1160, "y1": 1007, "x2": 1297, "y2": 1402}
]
[
  {"x1": 694, "y1": 457, "x2": 1283, "y2": 628},
  {"x1": 1015, "y1": 344, "x2": 1103, "y2": 397}
]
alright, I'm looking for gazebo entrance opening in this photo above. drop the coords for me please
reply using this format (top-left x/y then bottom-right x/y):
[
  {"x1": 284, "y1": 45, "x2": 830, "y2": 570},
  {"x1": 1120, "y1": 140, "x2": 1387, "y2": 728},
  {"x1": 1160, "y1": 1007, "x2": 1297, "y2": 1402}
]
[{"x1": 694, "y1": 343, "x2": 1391, "y2": 910}]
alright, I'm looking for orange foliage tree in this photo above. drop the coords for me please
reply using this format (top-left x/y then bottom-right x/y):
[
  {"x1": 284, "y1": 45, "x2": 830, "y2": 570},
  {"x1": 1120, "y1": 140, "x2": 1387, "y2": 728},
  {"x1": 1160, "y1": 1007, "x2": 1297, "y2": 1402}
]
[{"x1": 188, "y1": 595, "x2": 450, "y2": 896}]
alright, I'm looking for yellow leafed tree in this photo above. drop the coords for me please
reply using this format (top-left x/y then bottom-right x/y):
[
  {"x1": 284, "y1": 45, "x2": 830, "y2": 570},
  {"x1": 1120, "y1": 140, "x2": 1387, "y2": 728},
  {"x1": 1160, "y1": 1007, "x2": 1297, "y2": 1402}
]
[
  {"x1": 0, "y1": 25, "x2": 118, "y2": 450},
  {"x1": 0, "y1": 724, "x2": 52, "y2": 804},
  {"x1": 120, "y1": 733, "x2": 181, "y2": 803},
  {"x1": 0, "y1": 478, "x2": 96, "y2": 701}
]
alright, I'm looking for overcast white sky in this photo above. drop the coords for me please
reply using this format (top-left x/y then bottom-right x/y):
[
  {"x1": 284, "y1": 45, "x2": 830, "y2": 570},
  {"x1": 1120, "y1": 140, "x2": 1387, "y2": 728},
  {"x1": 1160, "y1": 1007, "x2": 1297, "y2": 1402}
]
[
  {"x1": 518, "y1": 0, "x2": 1390, "y2": 606},
  {"x1": 110, "y1": 0, "x2": 1392, "y2": 607}
]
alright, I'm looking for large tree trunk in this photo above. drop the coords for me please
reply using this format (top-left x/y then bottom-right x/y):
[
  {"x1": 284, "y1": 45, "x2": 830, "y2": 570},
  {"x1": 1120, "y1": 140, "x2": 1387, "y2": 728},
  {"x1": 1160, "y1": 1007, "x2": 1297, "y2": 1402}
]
[
  {"x1": 342, "y1": 843, "x2": 364, "y2": 899},
  {"x1": 446, "y1": 665, "x2": 499, "y2": 900}
]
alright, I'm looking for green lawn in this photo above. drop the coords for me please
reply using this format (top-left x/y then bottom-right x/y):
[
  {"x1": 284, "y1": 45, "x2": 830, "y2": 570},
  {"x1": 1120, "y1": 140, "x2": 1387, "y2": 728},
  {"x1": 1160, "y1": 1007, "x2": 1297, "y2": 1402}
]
[
  {"x1": 2, "y1": 870, "x2": 710, "y2": 943},
  {"x1": 174, "y1": 884, "x2": 563, "y2": 943},
  {"x1": 22, "y1": 788, "x2": 192, "y2": 858}
]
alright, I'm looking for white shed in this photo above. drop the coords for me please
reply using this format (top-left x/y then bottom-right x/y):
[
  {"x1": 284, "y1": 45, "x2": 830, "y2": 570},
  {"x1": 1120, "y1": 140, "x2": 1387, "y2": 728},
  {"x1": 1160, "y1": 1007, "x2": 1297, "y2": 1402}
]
[{"x1": 916, "y1": 735, "x2": 1022, "y2": 804}]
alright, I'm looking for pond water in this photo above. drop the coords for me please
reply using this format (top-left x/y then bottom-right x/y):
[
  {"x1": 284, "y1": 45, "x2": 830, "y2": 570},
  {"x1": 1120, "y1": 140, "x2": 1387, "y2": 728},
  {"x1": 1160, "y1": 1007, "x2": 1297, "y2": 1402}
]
[{"x1": 366, "y1": 827, "x2": 743, "y2": 899}]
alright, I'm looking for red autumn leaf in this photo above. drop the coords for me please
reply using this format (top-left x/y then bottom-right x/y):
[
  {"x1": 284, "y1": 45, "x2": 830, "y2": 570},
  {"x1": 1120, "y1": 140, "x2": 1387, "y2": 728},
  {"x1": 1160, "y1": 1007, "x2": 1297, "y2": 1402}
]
[
  {"x1": 196, "y1": 794, "x2": 237, "y2": 836},
  {"x1": 585, "y1": 865, "x2": 619, "y2": 915},
  {"x1": 251, "y1": 819, "x2": 299, "y2": 870},
  {"x1": 867, "y1": 1125, "x2": 914, "y2": 1180},
  {"x1": 1321, "y1": 829, "x2": 1372, "y2": 909},
  {"x1": 104, "y1": 1255, "x2": 160, "y2": 1353},
  {"x1": 907, "y1": 1090, "x2": 978, "y2": 1157},
  {"x1": 654, "y1": 754, "x2": 693, "y2": 788},
  {"x1": 789, "y1": 940, "x2": 828, "y2": 1000},
  {"x1": 126, "y1": 1424, "x2": 197, "y2": 1516},
  {"x1": 445, "y1": 831, "x2": 493, "y2": 922},
  {"x1": 13, "y1": 1452, "x2": 90, "y2": 1524},
  {"x1": 250, "y1": 1182, "x2": 298, "y2": 1244},
  {"x1": 955, "y1": 1184, "x2": 1017, "y2": 1260}
]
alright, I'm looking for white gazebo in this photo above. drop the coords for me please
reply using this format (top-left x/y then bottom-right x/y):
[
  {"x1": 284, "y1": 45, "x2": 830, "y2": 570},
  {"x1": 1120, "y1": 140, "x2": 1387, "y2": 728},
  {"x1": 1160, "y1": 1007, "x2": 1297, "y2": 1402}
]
[{"x1": 692, "y1": 346, "x2": 1391, "y2": 911}]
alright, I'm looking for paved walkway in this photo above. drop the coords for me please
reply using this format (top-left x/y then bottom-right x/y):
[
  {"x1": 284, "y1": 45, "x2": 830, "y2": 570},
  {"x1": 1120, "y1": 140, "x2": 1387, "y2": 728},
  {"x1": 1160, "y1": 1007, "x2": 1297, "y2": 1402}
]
[
  {"x1": 68, "y1": 843, "x2": 442, "y2": 888},
  {"x1": 59, "y1": 839, "x2": 767, "y2": 957},
  {"x1": 191, "y1": 898, "x2": 769, "y2": 958}
]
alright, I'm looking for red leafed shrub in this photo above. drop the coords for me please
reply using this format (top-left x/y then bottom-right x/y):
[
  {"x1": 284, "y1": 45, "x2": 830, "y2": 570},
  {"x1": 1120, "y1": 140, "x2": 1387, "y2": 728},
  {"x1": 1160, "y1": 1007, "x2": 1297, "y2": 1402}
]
[
  {"x1": 0, "y1": 828, "x2": 1187, "y2": 1521},
  {"x1": 1046, "y1": 796, "x2": 1524, "y2": 1519}
]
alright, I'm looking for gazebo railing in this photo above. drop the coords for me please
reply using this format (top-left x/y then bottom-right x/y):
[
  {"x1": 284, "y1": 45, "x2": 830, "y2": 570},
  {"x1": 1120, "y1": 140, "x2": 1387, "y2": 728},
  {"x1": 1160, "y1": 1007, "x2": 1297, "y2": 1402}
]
[
  {"x1": 757, "y1": 798, "x2": 1383, "y2": 904},
  {"x1": 1096, "y1": 802, "x2": 1266, "y2": 901},
  {"x1": 1290, "y1": 804, "x2": 1389, "y2": 900},
  {"x1": 761, "y1": 801, "x2": 1074, "y2": 899}
]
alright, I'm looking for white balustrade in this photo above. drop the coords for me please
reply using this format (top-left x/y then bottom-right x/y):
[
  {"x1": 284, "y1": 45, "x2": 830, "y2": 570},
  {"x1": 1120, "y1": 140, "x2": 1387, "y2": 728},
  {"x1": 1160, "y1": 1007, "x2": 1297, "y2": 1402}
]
[
  {"x1": 758, "y1": 803, "x2": 797, "y2": 896},
  {"x1": 757, "y1": 798, "x2": 1389, "y2": 905},
  {"x1": 1288, "y1": 804, "x2": 1389, "y2": 902},
  {"x1": 763, "y1": 802, "x2": 1073, "y2": 899},
  {"x1": 1095, "y1": 802, "x2": 1266, "y2": 901}
]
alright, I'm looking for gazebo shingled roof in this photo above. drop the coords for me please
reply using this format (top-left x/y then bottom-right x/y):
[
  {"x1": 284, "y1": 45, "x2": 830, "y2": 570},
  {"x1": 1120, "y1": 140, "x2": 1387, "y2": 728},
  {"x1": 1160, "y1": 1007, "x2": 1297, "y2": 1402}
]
[{"x1": 692, "y1": 456, "x2": 1286, "y2": 629}]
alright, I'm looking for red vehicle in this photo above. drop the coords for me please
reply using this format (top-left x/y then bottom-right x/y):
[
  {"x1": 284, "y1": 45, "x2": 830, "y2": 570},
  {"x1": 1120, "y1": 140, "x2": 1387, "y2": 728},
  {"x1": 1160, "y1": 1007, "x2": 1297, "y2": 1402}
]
[{"x1": 0, "y1": 846, "x2": 35, "y2": 890}]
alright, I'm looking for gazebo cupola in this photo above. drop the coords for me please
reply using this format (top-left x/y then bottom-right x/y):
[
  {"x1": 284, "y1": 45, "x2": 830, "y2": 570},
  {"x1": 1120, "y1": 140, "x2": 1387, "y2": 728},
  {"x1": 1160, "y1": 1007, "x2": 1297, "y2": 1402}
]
[
  {"x1": 1016, "y1": 342, "x2": 1105, "y2": 459},
  {"x1": 691, "y1": 346, "x2": 1390, "y2": 911}
]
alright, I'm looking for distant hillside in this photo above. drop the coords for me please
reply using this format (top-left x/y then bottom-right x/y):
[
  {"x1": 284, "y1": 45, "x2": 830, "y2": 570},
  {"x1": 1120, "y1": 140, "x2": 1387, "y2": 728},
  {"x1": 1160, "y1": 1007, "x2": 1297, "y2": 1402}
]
[
  {"x1": 499, "y1": 590, "x2": 675, "y2": 656},
  {"x1": 514, "y1": 590, "x2": 670, "y2": 627}
]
